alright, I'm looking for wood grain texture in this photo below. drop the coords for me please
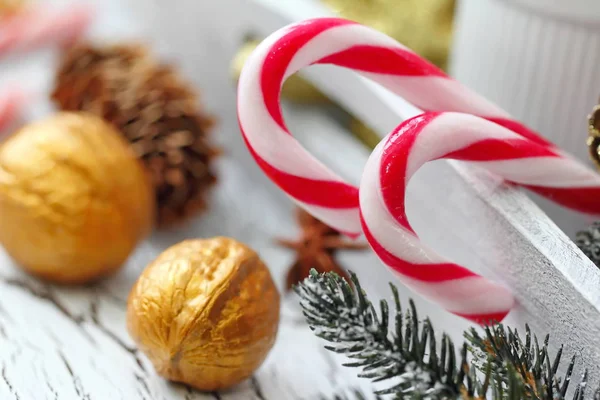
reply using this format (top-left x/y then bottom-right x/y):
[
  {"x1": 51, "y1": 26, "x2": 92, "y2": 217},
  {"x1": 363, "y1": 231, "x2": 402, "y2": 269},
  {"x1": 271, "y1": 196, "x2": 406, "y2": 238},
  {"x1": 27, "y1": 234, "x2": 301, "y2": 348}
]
[{"x1": 1, "y1": 0, "x2": 600, "y2": 398}]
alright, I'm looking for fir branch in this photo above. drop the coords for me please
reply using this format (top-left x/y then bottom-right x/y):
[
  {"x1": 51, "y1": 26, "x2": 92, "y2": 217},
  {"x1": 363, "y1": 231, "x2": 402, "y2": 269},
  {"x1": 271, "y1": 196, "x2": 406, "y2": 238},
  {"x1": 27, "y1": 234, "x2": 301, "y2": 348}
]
[
  {"x1": 316, "y1": 388, "x2": 383, "y2": 400},
  {"x1": 466, "y1": 325, "x2": 595, "y2": 400},
  {"x1": 296, "y1": 269, "x2": 462, "y2": 398},
  {"x1": 296, "y1": 270, "x2": 599, "y2": 400}
]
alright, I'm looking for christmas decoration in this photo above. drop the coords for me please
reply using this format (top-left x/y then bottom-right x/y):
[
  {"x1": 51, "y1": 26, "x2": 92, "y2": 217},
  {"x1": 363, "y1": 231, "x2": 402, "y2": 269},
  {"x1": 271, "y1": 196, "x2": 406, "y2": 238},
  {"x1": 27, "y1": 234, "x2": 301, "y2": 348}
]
[
  {"x1": 577, "y1": 106, "x2": 600, "y2": 268},
  {"x1": 276, "y1": 208, "x2": 366, "y2": 290},
  {"x1": 321, "y1": 0, "x2": 455, "y2": 70},
  {"x1": 587, "y1": 104, "x2": 600, "y2": 170},
  {"x1": 576, "y1": 221, "x2": 600, "y2": 268},
  {"x1": 0, "y1": 112, "x2": 154, "y2": 284},
  {"x1": 231, "y1": 38, "x2": 381, "y2": 152},
  {"x1": 237, "y1": 17, "x2": 600, "y2": 323},
  {"x1": 298, "y1": 270, "x2": 599, "y2": 400},
  {"x1": 51, "y1": 43, "x2": 219, "y2": 228},
  {"x1": 320, "y1": 390, "x2": 381, "y2": 400},
  {"x1": 126, "y1": 237, "x2": 280, "y2": 391},
  {"x1": 231, "y1": 39, "x2": 330, "y2": 104},
  {"x1": 238, "y1": 17, "x2": 561, "y2": 237}
]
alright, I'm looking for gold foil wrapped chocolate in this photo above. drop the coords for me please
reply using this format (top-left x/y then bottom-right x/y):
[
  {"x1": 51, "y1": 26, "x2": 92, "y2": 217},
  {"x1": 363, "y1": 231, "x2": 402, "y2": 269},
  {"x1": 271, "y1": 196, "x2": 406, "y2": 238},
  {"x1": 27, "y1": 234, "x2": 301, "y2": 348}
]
[
  {"x1": 126, "y1": 237, "x2": 280, "y2": 391},
  {"x1": 0, "y1": 112, "x2": 154, "y2": 283}
]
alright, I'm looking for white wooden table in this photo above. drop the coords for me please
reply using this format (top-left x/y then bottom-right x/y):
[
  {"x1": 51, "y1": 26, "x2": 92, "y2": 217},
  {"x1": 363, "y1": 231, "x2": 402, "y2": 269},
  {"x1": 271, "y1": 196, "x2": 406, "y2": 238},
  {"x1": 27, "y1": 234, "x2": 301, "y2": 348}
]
[{"x1": 2, "y1": 0, "x2": 600, "y2": 398}]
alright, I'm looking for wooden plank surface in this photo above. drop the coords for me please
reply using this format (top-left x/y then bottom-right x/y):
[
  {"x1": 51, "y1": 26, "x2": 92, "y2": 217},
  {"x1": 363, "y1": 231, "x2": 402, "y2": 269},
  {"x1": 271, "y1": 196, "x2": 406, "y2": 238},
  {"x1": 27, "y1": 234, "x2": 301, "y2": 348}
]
[{"x1": 1, "y1": 0, "x2": 600, "y2": 398}]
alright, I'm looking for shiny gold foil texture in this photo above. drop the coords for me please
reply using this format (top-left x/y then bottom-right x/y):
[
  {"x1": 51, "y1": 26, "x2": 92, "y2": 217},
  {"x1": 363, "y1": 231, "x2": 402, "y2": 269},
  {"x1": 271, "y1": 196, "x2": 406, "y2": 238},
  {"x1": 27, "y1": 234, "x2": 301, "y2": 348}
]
[
  {"x1": 0, "y1": 112, "x2": 154, "y2": 283},
  {"x1": 126, "y1": 237, "x2": 280, "y2": 391},
  {"x1": 322, "y1": 0, "x2": 455, "y2": 70}
]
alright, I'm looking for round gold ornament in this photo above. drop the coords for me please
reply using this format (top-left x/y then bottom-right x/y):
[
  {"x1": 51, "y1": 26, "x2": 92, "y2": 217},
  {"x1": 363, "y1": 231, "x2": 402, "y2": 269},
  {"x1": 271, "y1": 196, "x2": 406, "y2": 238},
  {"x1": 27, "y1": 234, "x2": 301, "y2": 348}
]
[
  {"x1": 126, "y1": 237, "x2": 280, "y2": 391},
  {"x1": 0, "y1": 112, "x2": 154, "y2": 284}
]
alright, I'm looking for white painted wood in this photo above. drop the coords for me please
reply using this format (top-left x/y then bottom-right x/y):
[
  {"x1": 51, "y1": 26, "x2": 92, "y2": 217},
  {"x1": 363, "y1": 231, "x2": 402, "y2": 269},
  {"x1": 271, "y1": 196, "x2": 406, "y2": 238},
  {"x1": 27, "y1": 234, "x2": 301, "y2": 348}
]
[{"x1": 1, "y1": 0, "x2": 600, "y2": 398}]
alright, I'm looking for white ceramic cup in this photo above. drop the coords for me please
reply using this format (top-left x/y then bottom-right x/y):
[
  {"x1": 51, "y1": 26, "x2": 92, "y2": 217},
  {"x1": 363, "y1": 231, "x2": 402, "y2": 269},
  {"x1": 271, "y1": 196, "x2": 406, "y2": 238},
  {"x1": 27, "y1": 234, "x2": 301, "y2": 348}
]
[
  {"x1": 451, "y1": 0, "x2": 600, "y2": 162},
  {"x1": 449, "y1": 0, "x2": 600, "y2": 236}
]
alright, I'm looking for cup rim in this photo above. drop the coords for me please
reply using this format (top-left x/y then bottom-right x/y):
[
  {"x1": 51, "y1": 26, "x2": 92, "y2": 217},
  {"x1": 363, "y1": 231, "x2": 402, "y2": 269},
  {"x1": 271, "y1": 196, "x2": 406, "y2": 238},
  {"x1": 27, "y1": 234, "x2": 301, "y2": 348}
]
[{"x1": 502, "y1": 0, "x2": 600, "y2": 23}]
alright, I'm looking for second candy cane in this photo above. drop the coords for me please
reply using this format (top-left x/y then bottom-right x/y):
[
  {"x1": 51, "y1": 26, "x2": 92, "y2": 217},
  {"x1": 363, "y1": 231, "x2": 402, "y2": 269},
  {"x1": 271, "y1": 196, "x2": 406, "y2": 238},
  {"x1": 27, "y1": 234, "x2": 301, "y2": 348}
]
[{"x1": 237, "y1": 18, "x2": 600, "y2": 323}]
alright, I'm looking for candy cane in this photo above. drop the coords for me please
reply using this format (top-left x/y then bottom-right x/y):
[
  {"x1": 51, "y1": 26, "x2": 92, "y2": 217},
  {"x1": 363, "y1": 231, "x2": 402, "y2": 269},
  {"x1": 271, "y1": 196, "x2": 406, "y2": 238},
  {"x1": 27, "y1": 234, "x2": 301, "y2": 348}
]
[
  {"x1": 0, "y1": 4, "x2": 93, "y2": 58},
  {"x1": 236, "y1": 18, "x2": 600, "y2": 323},
  {"x1": 359, "y1": 112, "x2": 600, "y2": 323},
  {"x1": 237, "y1": 17, "x2": 558, "y2": 238}
]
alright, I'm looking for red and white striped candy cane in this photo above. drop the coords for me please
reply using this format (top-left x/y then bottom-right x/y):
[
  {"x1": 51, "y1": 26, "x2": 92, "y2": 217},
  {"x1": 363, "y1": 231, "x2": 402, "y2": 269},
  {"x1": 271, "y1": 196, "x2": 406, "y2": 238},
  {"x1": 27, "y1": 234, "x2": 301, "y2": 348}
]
[
  {"x1": 237, "y1": 17, "x2": 565, "y2": 237},
  {"x1": 360, "y1": 112, "x2": 600, "y2": 323},
  {"x1": 0, "y1": 4, "x2": 93, "y2": 59},
  {"x1": 237, "y1": 18, "x2": 600, "y2": 322}
]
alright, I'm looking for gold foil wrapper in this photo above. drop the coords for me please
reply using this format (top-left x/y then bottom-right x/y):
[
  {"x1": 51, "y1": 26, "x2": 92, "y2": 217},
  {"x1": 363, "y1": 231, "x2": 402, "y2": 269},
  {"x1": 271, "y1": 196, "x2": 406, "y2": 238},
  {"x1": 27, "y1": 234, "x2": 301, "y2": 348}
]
[
  {"x1": 126, "y1": 237, "x2": 280, "y2": 391},
  {"x1": 0, "y1": 112, "x2": 154, "y2": 283}
]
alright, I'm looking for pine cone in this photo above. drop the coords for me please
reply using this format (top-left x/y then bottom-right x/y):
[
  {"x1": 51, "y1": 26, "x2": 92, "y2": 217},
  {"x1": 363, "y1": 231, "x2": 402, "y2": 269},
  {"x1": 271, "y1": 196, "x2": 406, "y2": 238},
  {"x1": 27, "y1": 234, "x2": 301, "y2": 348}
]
[
  {"x1": 51, "y1": 43, "x2": 219, "y2": 228},
  {"x1": 576, "y1": 221, "x2": 600, "y2": 268}
]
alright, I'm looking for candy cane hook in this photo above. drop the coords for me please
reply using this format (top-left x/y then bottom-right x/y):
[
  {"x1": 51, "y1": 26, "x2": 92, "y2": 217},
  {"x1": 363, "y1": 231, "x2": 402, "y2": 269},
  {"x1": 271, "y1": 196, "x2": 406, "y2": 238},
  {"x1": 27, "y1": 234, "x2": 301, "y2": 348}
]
[
  {"x1": 237, "y1": 17, "x2": 565, "y2": 236},
  {"x1": 237, "y1": 18, "x2": 600, "y2": 323},
  {"x1": 359, "y1": 112, "x2": 600, "y2": 323}
]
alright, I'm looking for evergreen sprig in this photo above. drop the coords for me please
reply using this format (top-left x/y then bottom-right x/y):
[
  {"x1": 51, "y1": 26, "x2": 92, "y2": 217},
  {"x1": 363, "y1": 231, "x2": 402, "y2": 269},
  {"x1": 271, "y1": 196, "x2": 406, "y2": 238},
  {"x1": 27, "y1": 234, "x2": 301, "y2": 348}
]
[
  {"x1": 296, "y1": 270, "x2": 600, "y2": 400},
  {"x1": 316, "y1": 388, "x2": 383, "y2": 400}
]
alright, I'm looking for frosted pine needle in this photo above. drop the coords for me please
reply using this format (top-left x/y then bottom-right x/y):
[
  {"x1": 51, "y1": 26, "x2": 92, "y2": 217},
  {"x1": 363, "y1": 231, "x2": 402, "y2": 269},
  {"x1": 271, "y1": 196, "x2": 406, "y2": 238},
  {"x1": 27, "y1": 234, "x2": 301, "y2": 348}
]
[{"x1": 296, "y1": 270, "x2": 599, "y2": 400}]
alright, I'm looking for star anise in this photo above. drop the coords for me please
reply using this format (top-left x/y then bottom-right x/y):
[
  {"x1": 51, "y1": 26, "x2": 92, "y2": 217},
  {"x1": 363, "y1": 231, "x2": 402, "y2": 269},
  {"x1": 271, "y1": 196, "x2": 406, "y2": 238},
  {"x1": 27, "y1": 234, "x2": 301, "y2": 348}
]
[{"x1": 277, "y1": 208, "x2": 368, "y2": 290}]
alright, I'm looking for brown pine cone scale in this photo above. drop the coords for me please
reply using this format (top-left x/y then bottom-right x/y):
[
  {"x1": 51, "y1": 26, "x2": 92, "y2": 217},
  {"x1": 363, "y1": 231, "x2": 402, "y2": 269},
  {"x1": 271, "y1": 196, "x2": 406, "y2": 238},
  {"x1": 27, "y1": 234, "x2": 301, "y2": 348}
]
[{"x1": 51, "y1": 44, "x2": 219, "y2": 228}]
